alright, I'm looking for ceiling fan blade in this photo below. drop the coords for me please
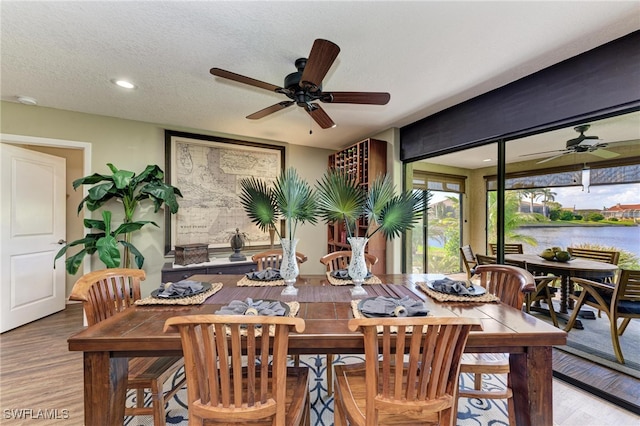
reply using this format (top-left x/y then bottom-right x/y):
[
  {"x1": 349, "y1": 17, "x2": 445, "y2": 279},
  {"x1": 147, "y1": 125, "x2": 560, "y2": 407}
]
[
  {"x1": 537, "y1": 152, "x2": 569, "y2": 164},
  {"x1": 246, "y1": 101, "x2": 294, "y2": 120},
  {"x1": 323, "y1": 91, "x2": 391, "y2": 105},
  {"x1": 210, "y1": 68, "x2": 282, "y2": 92},
  {"x1": 306, "y1": 104, "x2": 336, "y2": 129},
  {"x1": 519, "y1": 149, "x2": 568, "y2": 157},
  {"x1": 590, "y1": 149, "x2": 620, "y2": 159},
  {"x1": 300, "y1": 39, "x2": 340, "y2": 89}
]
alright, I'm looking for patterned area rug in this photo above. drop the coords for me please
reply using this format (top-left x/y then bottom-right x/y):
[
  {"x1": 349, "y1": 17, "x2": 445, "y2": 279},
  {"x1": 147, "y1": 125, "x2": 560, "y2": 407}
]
[{"x1": 124, "y1": 355, "x2": 510, "y2": 426}]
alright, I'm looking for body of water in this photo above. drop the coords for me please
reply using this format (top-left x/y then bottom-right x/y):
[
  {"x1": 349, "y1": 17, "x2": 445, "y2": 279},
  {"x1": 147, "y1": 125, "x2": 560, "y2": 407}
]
[{"x1": 516, "y1": 225, "x2": 640, "y2": 258}]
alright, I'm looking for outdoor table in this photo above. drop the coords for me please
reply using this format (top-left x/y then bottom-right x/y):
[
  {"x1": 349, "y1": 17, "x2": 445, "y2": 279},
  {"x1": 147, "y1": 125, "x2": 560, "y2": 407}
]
[
  {"x1": 68, "y1": 273, "x2": 566, "y2": 426},
  {"x1": 505, "y1": 254, "x2": 618, "y2": 326}
]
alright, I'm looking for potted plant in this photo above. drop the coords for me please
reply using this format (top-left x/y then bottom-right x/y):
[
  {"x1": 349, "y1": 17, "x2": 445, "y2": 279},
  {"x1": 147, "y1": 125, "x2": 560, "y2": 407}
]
[
  {"x1": 54, "y1": 163, "x2": 183, "y2": 274},
  {"x1": 239, "y1": 167, "x2": 318, "y2": 294},
  {"x1": 315, "y1": 169, "x2": 430, "y2": 294}
]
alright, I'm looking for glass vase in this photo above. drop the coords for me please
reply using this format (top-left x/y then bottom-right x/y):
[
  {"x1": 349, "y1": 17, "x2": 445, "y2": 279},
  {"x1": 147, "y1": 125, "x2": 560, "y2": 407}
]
[
  {"x1": 347, "y1": 236, "x2": 369, "y2": 296},
  {"x1": 280, "y1": 238, "x2": 300, "y2": 296}
]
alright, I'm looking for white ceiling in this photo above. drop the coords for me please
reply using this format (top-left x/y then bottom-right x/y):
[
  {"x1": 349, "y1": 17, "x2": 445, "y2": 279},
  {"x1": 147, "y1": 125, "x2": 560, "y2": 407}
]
[{"x1": 2, "y1": 1, "x2": 639, "y2": 151}]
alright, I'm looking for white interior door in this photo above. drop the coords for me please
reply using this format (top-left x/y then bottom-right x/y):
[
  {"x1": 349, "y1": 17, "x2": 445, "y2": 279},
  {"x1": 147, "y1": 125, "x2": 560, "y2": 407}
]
[{"x1": 0, "y1": 143, "x2": 66, "y2": 332}]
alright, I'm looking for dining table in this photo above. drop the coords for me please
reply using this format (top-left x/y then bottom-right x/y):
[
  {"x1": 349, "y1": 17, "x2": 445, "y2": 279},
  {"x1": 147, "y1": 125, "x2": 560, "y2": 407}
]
[
  {"x1": 67, "y1": 273, "x2": 566, "y2": 426},
  {"x1": 505, "y1": 254, "x2": 618, "y2": 327}
]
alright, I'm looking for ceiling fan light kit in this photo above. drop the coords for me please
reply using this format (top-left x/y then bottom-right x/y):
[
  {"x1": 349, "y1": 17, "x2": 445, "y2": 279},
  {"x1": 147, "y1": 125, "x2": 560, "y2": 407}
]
[{"x1": 210, "y1": 39, "x2": 390, "y2": 130}]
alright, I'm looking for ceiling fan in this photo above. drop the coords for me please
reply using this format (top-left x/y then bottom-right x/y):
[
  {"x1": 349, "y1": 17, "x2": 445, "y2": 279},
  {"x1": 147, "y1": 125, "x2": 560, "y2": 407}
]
[
  {"x1": 522, "y1": 124, "x2": 622, "y2": 164},
  {"x1": 210, "y1": 39, "x2": 390, "y2": 130}
]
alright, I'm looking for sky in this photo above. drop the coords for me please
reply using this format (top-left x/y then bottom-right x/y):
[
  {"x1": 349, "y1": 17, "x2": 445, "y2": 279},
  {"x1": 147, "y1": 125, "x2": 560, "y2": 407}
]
[
  {"x1": 429, "y1": 183, "x2": 639, "y2": 211},
  {"x1": 552, "y1": 183, "x2": 639, "y2": 211}
]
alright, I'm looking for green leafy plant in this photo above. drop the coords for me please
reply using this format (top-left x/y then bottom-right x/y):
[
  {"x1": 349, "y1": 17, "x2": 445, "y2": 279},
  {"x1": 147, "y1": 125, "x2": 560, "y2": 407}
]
[
  {"x1": 239, "y1": 167, "x2": 318, "y2": 241},
  {"x1": 54, "y1": 163, "x2": 183, "y2": 274},
  {"x1": 315, "y1": 169, "x2": 430, "y2": 240}
]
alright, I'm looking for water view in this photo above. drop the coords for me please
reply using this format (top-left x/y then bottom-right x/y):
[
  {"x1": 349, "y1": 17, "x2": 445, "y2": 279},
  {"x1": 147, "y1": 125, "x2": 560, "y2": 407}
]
[{"x1": 516, "y1": 225, "x2": 640, "y2": 258}]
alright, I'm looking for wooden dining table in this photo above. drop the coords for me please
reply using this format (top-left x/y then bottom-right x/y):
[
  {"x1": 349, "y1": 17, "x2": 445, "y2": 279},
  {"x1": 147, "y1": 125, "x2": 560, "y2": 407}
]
[
  {"x1": 505, "y1": 254, "x2": 618, "y2": 327},
  {"x1": 67, "y1": 273, "x2": 566, "y2": 426}
]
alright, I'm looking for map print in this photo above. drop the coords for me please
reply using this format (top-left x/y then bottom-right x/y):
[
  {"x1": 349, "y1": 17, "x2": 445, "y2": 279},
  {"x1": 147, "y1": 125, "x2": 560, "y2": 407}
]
[{"x1": 172, "y1": 139, "x2": 280, "y2": 249}]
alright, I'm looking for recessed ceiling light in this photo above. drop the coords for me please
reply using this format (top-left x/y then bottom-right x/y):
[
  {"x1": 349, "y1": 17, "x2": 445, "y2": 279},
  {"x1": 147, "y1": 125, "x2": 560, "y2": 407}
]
[
  {"x1": 111, "y1": 79, "x2": 136, "y2": 89},
  {"x1": 483, "y1": 158, "x2": 492, "y2": 162},
  {"x1": 16, "y1": 96, "x2": 37, "y2": 105}
]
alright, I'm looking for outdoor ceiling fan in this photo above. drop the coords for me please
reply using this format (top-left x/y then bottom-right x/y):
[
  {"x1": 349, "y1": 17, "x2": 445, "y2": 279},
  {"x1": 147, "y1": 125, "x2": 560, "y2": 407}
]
[
  {"x1": 210, "y1": 39, "x2": 390, "y2": 130},
  {"x1": 522, "y1": 124, "x2": 625, "y2": 164}
]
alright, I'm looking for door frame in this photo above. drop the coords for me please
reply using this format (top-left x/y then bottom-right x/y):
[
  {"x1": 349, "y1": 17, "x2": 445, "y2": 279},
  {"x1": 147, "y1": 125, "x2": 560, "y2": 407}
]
[{"x1": 0, "y1": 133, "x2": 92, "y2": 289}]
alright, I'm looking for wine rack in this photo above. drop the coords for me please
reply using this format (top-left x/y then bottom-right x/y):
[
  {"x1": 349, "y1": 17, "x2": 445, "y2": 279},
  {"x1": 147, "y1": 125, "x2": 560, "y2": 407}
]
[{"x1": 327, "y1": 138, "x2": 387, "y2": 274}]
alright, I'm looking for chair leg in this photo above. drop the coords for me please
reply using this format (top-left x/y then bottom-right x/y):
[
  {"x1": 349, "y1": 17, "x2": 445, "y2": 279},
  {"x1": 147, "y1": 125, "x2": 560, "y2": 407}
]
[
  {"x1": 545, "y1": 289, "x2": 559, "y2": 328},
  {"x1": 506, "y1": 394, "x2": 516, "y2": 426},
  {"x1": 563, "y1": 292, "x2": 587, "y2": 332},
  {"x1": 326, "y1": 354, "x2": 333, "y2": 395},
  {"x1": 473, "y1": 373, "x2": 482, "y2": 390},
  {"x1": 610, "y1": 315, "x2": 625, "y2": 364},
  {"x1": 618, "y1": 318, "x2": 631, "y2": 335},
  {"x1": 135, "y1": 389, "x2": 145, "y2": 409},
  {"x1": 150, "y1": 381, "x2": 166, "y2": 426}
]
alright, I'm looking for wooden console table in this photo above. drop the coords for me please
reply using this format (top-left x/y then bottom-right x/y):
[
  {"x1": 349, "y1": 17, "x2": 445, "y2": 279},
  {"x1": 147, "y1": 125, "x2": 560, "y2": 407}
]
[{"x1": 161, "y1": 259, "x2": 256, "y2": 282}]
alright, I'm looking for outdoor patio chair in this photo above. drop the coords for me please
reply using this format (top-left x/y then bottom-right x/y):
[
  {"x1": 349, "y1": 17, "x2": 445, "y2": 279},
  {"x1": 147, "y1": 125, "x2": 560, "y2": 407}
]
[
  {"x1": 460, "y1": 245, "x2": 478, "y2": 279},
  {"x1": 564, "y1": 269, "x2": 640, "y2": 363},
  {"x1": 69, "y1": 268, "x2": 186, "y2": 425},
  {"x1": 334, "y1": 316, "x2": 479, "y2": 426},
  {"x1": 458, "y1": 264, "x2": 535, "y2": 425},
  {"x1": 489, "y1": 243, "x2": 524, "y2": 255},
  {"x1": 475, "y1": 253, "x2": 497, "y2": 265},
  {"x1": 567, "y1": 247, "x2": 620, "y2": 315},
  {"x1": 163, "y1": 314, "x2": 310, "y2": 425}
]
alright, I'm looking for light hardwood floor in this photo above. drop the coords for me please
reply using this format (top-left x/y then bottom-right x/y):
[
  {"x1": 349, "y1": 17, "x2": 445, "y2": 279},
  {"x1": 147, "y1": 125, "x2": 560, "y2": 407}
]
[{"x1": 0, "y1": 304, "x2": 638, "y2": 425}]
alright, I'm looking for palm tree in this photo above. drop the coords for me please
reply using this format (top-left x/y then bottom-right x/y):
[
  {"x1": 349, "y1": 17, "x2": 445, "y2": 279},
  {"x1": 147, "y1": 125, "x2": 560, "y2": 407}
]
[{"x1": 540, "y1": 188, "x2": 557, "y2": 218}]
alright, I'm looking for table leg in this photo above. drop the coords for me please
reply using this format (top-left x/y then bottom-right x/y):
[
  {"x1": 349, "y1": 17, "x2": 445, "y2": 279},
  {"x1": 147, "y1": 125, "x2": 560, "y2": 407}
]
[
  {"x1": 509, "y1": 346, "x2": 553, "y2": 426},
  {"x1": 83, "y1": 352, "x2": 128, "y2": 426}
]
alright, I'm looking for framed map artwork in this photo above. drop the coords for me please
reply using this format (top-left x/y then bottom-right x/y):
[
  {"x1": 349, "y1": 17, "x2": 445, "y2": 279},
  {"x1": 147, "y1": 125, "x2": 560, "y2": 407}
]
[{"x1": 164, "y1": 130, "x2": 285, "y2": 254}]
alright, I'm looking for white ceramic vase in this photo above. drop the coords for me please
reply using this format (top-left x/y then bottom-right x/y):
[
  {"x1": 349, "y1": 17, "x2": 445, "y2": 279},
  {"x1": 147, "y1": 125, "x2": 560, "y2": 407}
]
[
  {"x1": 347, "y1": 236, "x2": 369, "y2": 296},
  {"x1": 280, "y1": 238, "x2": 300, "y2": 296}
]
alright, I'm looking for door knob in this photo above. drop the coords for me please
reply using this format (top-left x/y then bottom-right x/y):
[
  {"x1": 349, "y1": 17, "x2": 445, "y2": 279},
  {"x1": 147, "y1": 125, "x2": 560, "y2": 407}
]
[{"x1": 57, "y1": 239, "x2": 67, "y2": 245}]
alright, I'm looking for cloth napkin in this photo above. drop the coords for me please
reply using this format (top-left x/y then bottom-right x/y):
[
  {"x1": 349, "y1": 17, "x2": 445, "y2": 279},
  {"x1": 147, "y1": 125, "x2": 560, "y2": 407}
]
[
  {"x1": 360, "y1": 296, "x2": 428, "y2": 317},
  {"x1": 430, "y1": 278, "x2": 477, "y2": 295},
  {"x1": 215, "y1": 298, "x2": 287, "y2": 316},
  {"x1": 156, "y1": 280, "x2": 203, "y2": 298},
  {"x1": 246, "y1": 269, "x2": 282, "y2": 281},
  {"x1": 331, "y1": 269, "x2": 373, "y2": 280}
]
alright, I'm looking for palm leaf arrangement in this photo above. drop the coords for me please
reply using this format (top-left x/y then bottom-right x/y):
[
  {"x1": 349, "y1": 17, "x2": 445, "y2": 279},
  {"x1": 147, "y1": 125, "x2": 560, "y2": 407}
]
[
  {"x1": 315, "y1": 169, "x2": 430, "y2": 240},
  {"x1": 239, "y1": 167, "x2": 318, "y2": 241}
]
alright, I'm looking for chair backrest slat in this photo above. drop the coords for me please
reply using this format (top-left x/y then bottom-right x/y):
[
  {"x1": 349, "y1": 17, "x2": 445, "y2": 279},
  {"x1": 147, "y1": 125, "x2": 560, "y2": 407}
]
[
  {"x1": 489, "y1": 243, "x2": 524, "y2": 255},
  {"x1": 567, "y1": 247, "x2": 620, "y2": 265}
]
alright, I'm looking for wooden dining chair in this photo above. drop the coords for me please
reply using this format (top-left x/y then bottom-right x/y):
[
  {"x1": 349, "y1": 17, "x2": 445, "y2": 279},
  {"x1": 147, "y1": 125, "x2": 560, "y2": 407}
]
[
  {"x1": 489, "y1": 243, "x2": 524, "y2": 255},
  {"x1": 163, "y1": 314, "x2": 310, "y2": 426},
  {"x1": 333, "y1": 316, "x2": 479, "y2": 426},
  {"x1": 318, "y1": 250, "x2": 378, "y2": 395},
  {"x1": 69, "y1": 268, "x2": 186, "y2": 425},
  {"x1": 564, "y1": 269, "x2": 640, "y2": 363},
  {"x1": 460, "y1": 245, "x2": 478, "y2": 279},
  {"x1": 319, "y1": 250, "x2": 378, "y2": 272},
  {"x1": 251, "y1": 249, "x2": 308, "y2": 270},
  {"x1": 458, "y1": 264, "x2": 535, "y2": 425}
]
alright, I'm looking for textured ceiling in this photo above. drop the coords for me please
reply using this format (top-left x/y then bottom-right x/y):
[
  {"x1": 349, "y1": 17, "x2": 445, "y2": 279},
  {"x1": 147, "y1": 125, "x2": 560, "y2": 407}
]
[{"x1": 2, "y1": 1, "x2": 639, "y2": 151}]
